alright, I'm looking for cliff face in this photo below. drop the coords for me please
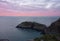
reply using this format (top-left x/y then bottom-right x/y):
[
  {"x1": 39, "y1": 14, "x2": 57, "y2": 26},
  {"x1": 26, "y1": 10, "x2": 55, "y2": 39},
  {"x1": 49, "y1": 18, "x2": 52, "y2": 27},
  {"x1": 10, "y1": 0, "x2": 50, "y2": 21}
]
[{"x1": 45, "y1": 18, "x2": 60, "y2": 34}]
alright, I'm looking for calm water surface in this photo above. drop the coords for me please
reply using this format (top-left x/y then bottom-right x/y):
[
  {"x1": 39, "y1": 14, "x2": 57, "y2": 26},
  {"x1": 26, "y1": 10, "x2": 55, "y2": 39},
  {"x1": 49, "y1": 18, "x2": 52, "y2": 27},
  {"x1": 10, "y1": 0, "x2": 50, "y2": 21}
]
[{"x1": 0, "y1": 16, "x2": 59, "y2": 41}]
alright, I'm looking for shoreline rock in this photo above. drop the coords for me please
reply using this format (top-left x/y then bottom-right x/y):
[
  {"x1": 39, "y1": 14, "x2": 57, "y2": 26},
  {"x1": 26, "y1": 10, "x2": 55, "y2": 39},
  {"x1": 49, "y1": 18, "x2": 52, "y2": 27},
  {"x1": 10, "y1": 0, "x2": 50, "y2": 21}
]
[{"x1": 0, "y1": 39, "x2": 9, "y2": 41}]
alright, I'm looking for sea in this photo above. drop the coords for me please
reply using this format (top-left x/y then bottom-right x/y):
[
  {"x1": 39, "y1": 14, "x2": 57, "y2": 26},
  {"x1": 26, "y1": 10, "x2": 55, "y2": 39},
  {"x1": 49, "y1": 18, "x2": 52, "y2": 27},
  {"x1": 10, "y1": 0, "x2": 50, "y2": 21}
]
[{"x1": 0, "y1": 16, "x2": 59, "y2": 41}]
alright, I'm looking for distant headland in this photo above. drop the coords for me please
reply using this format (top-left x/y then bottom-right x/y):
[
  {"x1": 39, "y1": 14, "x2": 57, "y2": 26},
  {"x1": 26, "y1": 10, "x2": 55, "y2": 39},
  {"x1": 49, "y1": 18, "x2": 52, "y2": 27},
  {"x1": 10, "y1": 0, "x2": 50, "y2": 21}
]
[{"x1": 16, "y1": 18, "x2": 60, "y2": 41}]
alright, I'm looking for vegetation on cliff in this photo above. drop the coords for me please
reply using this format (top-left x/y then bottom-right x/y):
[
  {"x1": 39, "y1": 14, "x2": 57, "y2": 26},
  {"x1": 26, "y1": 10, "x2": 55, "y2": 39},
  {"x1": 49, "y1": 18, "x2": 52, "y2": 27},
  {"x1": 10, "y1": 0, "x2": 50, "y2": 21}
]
[{"x1": 34, "y1": 34, "x2": 60, "y2": 41}]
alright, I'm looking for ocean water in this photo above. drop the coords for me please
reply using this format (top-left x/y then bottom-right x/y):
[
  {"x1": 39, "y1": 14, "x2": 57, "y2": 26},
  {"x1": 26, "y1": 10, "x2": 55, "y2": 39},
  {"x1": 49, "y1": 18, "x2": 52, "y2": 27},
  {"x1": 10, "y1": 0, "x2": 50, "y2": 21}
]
[{"x1": 0, "y1": 16, "x2": 59, "y2": 41}]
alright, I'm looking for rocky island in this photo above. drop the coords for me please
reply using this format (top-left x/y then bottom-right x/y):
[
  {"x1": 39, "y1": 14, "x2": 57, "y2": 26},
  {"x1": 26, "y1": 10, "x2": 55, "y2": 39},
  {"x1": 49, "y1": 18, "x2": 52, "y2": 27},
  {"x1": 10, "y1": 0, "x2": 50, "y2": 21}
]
[{"x1": 16, "y1": 21, "x2": 47, "y2": 33}]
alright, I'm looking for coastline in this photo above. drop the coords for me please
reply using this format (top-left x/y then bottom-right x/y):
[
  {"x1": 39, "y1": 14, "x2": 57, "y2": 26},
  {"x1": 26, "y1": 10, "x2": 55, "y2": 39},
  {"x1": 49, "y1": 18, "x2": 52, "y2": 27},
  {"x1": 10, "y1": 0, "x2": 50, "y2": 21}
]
[{"x1": 16, "y1": 18, "x2": 60, "y2": 41}]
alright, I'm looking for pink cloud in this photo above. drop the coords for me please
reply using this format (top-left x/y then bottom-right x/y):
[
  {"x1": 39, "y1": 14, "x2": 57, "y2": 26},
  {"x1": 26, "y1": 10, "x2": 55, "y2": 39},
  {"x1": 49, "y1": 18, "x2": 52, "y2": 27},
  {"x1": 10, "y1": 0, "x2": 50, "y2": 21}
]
[
  {"x1": 0, "y1": 2, "x2": 10, "y2": 9},
  {"x1": 0, "y1": 3, "x2": 60, "y2": 16}
]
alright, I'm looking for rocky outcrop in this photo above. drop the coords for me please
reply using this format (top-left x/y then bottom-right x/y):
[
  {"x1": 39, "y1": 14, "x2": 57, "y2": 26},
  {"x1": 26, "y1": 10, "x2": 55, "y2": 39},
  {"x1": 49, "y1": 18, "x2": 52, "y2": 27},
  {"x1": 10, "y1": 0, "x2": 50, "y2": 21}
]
[
  {"x1": 16, "y1": 22, "x2": 47, "y2": 32},
  {"x1": 45, "y1": 18, "x2": 60, "y2": 34},
  {"x1": 0, "y1": 39, "x2": 9, "y2": 41}
]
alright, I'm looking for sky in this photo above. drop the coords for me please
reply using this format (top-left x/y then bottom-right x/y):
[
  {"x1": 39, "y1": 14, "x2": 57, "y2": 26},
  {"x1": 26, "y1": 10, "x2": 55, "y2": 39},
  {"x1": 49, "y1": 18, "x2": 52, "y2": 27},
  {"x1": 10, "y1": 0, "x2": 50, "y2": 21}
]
[{"x1": 0, "y1": 0, "x2": 60, "y2": 16}]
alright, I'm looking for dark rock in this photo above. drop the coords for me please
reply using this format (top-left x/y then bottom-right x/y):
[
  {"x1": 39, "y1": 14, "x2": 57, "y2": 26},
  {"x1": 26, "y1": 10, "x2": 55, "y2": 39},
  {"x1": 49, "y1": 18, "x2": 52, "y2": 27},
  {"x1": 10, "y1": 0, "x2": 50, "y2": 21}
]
[
  {"x1": 16, "y1": 22, "x2": 47, "y2": 32},
  {"x1": 45, "y1": 18, "x2": 60, "y2": 34},
  {"x1": 0, "y1": 39, "x2": 9, "y2": 41}
]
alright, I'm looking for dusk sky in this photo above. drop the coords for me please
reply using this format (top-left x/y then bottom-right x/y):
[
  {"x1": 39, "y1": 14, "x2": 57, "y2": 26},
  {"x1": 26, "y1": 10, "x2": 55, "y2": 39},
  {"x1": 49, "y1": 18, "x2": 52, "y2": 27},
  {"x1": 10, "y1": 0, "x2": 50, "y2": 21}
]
[{"x1": 0, "y1": 0, "x2": 60, "y2": 16}]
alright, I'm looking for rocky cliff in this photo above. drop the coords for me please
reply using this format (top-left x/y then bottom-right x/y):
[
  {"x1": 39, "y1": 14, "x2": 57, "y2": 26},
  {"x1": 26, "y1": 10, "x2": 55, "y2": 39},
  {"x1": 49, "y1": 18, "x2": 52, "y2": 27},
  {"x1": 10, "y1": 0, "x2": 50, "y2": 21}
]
[{"x1": 45, "y1": 18, "x2": 60, "y2": 34}]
